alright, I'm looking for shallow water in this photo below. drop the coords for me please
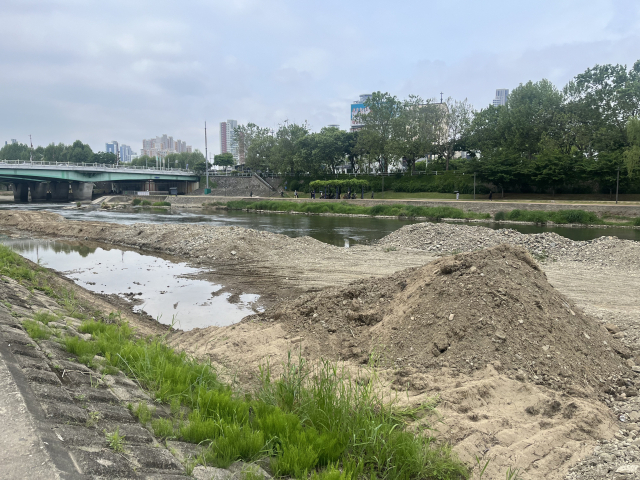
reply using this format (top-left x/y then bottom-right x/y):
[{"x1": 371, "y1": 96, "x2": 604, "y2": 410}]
[
  {"x1": 3, "y1": 202, "x2": 640, "y2": 245},
  {"x1": 1, "y1": 237, "x2": 262, "y2": 330}
]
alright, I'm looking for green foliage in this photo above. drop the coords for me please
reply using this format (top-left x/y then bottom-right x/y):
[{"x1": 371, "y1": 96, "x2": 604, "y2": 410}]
[
  {"x1": 494, "y1": 211, "x2": 507, "y2": 221},
  {"x1": 633, "y1": 217, "x2": 640, "y2": 226},
  {"x1": 59, "y1": 319, "x2": 468, "y2": 479},
  {"x1": 132, "y1": 198, "x2": 142, "y2": 206},
  {"x1": 214, "y1": 152, "x2": 235, "y2": 167},
  {"x1": 506, "y1": 209, "x2": 601, "y2": 224},
  {"x1": 227, "y1": 199, "x2": 488, "y2": 220},
  {"x1": 132, "y1": 402, "x2": 153, "y2": 425},
  {"x1": 34, "y1": 311, "x2": 57, "y2": 325},
  {"x1": 141, "y1": 200, "x2": 152, "y2": 206},
  {"x1": 105, "y1": 427, "x2": 126, "y2": 453},
  {"x1": 152, "y1": 201, "x2": 171, "y2": 206},
  {"x1": 151, "y1": 418, "x2": 174, "y2": 438},
  {"x1": 309, "y1": 179, "x2": 369, "y2": 191},
  {"x1": 23, "y1": 319, "x2": 51, "y2": 340}
]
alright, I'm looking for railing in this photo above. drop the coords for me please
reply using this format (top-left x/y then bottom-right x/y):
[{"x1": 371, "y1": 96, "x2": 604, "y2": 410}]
[{"x1": 0, "y1": 159, "x2": 195, "y2": 174}]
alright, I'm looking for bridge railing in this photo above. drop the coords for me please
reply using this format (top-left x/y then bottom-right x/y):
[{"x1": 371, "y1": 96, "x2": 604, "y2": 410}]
[{"x1": 0, "y1": 159, "x2": 196, "y2": 175}]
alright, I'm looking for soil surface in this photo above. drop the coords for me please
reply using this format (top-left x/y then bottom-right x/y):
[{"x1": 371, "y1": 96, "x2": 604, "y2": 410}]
[{"x1": 5, "y1": 210, "x2": 640, "y2": 479}]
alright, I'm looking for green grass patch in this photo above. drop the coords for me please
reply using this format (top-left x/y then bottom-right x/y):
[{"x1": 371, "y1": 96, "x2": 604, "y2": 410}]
[
  {"x1": 23, "y1": 319, "x2": 51, "y2": 340},
  {"x1": 504, "y1": 209, "x2": 602, "y2": 224},
  {"x1": 152, "y1": 201, "x2": 171, "y2": 207},
  {"x1": 59, "y1": 320, "x2": 468, "y2": 479},
  {"x1": 226, "y1": 200, "x2": 488, "y2": 221},
  {"x1": 0, "y1": 244, "x2": 54, "y2": 295},
  {"x1": 33, "y1": 311, "x2": 58, "y2": 325},
  {"x1": 633, "y1": 217, "x2": 640, "y2": 226},
  {"x1": 141, "y1": 200, "x2": 152, "y2": 206}
]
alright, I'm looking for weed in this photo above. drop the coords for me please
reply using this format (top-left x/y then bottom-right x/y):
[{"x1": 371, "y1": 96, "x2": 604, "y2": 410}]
[
  {"x1": 505, "y1": 466, "x2": 524, "y2": 480},
  {"x1": 34, "y1": 311, "x2": 57, "y2": 325},
  {"x1": 105, "y1": 427, "x2": 126, "y2": 453},
  {"x1": 494, "y1": 211, "x2": 507, "y2": 221},
  {"x1": 133, "y1": 402, "x2": 153, "y2": 425},
  {"x1": 87, "y1": 411, "x2": 101, "y2": 427},
  {"x1": 634, "y1": 217, "x2": 640, "y2": 226},
  {"x1": 384, "y1": 246, "x2": 397, "y2": 252},
  {"x1": 152, "y1": 201, "x2": 171, "y2": 207},
  {"x1": 23, "y1": 319, "x2": 51, "y2": 340},
  {"x1": 2, "y1": 300, "x2": 11, "y2": 310},
  {"x1": 151, "y1": 418, "x2": 174, "y2": 438}
]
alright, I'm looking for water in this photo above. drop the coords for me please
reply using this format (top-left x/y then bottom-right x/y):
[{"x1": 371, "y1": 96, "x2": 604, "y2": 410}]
[
  {"x1": 2, "y1": 202, "x2": 640, "y2": 245},
  {"x1": 0, "y1": 237, "x2": 263, "y2": 331}
]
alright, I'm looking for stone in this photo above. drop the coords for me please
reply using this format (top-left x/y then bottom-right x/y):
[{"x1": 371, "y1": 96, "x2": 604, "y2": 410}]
[
  {"x1": 615, "y1": 464, "x2": 640, "y2": 474},
  {"x1": 605, "y1": 323, "x2": 621, "y2": 334},
  {"x1": 495, "y1": 331, "x2": 507, "y2": 341},
  {"x1": 192, "y1": 466, "x2": 232, "y2": 480},
  {"x1": 449, "y1": 314, "x2": 455, "y2": 321}
]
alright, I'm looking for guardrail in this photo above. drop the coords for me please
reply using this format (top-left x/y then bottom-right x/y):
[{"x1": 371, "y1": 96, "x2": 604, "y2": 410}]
[{"x1": 0, "y1": 160, "x2": 195, "y2": 174}]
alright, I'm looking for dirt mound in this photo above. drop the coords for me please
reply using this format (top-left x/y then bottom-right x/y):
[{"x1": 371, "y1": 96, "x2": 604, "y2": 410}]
[{"x1": 249, "y1": 245, "x2": 631, "y2": 395}]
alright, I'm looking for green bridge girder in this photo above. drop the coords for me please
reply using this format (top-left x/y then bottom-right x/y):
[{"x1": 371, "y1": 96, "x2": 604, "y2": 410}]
[{"x1": 0, "y1": 167, "x2": 199, "y2": 183}]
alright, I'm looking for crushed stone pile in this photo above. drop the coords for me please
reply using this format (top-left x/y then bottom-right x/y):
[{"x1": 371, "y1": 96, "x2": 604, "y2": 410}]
[
  {"x1": 250, "y1": 245, "x2": 632, "y2": 396},
  {"x1": 377, "y1": 222, "x2": 640, "y2": 270}
]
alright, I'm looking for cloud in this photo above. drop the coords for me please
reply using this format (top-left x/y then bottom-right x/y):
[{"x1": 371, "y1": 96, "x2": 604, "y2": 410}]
[{"x1": 0, "y1": 0, "x2": 639, "y2": 154}]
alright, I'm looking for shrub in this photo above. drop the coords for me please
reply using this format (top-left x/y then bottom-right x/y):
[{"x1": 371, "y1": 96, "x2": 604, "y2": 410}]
[
  {"x1": 152, "y1": 201, "x2": 171, "y2": 207},
  {"x1": 141, "y1": 200, "x2": 152, "y2": 206},
  {"x1": 494, "y1": 211, "x2": 507, "y2": 221},
  {"x1": 132, "y1": 198, "x2": 142, "y2": 206},
  {"x1": 634, "y1": 217, "x2": 640, "y2": 226}
]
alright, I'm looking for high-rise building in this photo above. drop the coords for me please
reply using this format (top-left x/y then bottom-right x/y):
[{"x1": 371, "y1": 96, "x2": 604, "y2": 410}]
[
  {"x1": 140, "y1": 135, "x2": 191, "y2": 158},
  {"x1": 105, "y1": 141, "x2": 119, "y2": 155},
  {"x1": 219, "y1": 120, "x2": 240, "y2": 164},
  {"x1": 493, "y1": 89, "x2": 509, "y2": 107},
  {"x1": 119, "y1": 144, "x2": 133, "y2": 163},
  {"x1": 350, "y1": 94, "x2": 372, "y2": 131}
]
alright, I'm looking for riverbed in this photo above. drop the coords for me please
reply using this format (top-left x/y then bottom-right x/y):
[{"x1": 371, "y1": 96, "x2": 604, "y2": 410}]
[
  {"x1": 0, "y1": 236, "x2": 263, "y2": 330},
  {"x1": 2, "y1": 202, "x2": 640, "y2": 245}
]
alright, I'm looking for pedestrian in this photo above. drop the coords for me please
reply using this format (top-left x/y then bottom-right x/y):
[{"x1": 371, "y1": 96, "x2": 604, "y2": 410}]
[
  {"x1": 250, "y1": 191, "x2": 253, "y2": 197},
  {"x1": 371, "y1": 191, "x2": 374, "y2": 199},
  {"x1": 489, "y1": 191, "x2": 493, "y2": 201},
  {"x1": 456, "y1": 191, "x2": 459, "y2": 200},
  {"x1": 294, "y1": 189, "x2": 298, "y2": 198}
]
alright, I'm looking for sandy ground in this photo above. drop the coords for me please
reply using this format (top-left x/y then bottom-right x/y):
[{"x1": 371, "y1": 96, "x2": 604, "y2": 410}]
[{"x1": 2, "y1": 210, "x2": 640, "y2": 479}]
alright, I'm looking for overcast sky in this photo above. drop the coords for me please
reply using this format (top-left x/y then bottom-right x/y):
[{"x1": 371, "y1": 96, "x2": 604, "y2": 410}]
[{"x1": 1, "y1": 0, "x2": 639, "y2": 155}]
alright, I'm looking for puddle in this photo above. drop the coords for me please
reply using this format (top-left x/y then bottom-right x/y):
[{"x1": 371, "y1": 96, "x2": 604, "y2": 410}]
[{"x1": 1, "y1": 237, "x2": 263, "y2": 330}]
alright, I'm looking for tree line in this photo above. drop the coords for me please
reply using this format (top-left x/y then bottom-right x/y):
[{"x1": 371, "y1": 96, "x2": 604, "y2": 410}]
[
  {"x1": 0, "y1": 140, "x2": 117, "y2": 164},
  {"x1": 231, "y1": 59, "x2": 640, "y2": 194}
]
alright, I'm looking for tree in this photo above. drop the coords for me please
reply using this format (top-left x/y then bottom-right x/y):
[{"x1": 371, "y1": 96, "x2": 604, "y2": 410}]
[
  {"x1": 624, "y1": 116, "x2": 640, "y2": 176},
  {"x1": 435, "y1": 97, "x2": 473, "y2": 170},
  {"x1": 214, "y1": 152, "x2": 235, "y2": 171},
  {"x1": 67, "y1": 140, "x2": 94, "y2": 163},
  {"x1": 391, "y1": 95, "x2": 443, "y2": 173},
  {"x1": 356, "y1": 92, "x2": 402, "y2": 172},
  {"x1": 271, "y1": 121, "x2": 309, "y2": 174},
  {"x1": 0, "y1": 142, "x2": 30, "y2": 160}
]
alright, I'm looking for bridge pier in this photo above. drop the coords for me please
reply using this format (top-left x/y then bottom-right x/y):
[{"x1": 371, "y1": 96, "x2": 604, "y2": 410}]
[
  {"x1": 29, "y1": 182, "x2": 48, "y2": 202},
  {"x1": 12, "y1": 183, "x2": 29, "y2": 202},
  {"x1": 50, "y1": 182, "x2": 70, "y2": 202},
  {"x1": 71, "y1": 182, "x2": 93, "y2": 202}
]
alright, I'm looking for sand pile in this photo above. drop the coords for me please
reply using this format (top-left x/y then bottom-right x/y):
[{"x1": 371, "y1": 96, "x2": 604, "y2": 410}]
[{"x1": 251, "y1": 245, "x2": 631, "y2": 395}]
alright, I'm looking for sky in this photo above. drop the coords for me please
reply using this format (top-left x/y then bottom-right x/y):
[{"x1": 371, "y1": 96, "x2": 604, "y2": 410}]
[{"x1": 1, "y1": 0, "x2": 639, "y2": 156}]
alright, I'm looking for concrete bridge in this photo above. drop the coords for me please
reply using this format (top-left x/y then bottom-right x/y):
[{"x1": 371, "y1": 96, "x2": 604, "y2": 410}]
[{"x1": 0, "y1": 160, "x2": 200, "y2": 202}]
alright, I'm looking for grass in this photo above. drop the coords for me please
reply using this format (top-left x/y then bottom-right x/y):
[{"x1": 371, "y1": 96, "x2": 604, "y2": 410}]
[
  {"x1": 105, "y1": 427, "x2": 126, "y2": 453},
  {"x1": 152, "y1": 201, "x2": 171, "y2": 207},
  {"x1": 54, "y1": 319, "x2": 468, "y2": 479},
  {"x1": 227, "y1": 200, "x2": 489, "y2": 221},
  {"x1": 23, "y1": 319, "x2": 51, "y2": 340},
  {"x1": 33, "y1": 311, "x2": 58, "y2": 325},
  {"x1": 141, "y1": 200, "x2": 152, "y2": 206}
]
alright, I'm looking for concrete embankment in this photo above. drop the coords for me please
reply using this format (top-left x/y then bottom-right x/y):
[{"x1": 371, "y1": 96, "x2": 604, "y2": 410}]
[{"x1": 169, "y1": 195, "x2": 640, "y2": 218}]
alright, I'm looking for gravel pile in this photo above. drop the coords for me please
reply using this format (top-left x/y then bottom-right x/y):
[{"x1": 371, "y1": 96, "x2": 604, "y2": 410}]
[{"x1": 378, "y1": 222, "x2": 640, "y2": 270}]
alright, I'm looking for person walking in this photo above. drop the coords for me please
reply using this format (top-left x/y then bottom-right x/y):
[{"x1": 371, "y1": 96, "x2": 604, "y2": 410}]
[{"x1": 489, "y1": 191, "x2": 493, "y2": 201}]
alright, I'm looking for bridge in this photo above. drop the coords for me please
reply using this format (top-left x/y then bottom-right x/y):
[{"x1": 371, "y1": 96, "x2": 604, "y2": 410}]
[{"x1": 0, "y1": 160, "x2": 200, "y2": 202}]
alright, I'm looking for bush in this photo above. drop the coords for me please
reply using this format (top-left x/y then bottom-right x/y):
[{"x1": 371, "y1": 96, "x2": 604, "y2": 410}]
[
  {"x1": 152, "y1": 201, "x2": 171, "y2": 207},
  {"x1": 132, "y1": 198, "x2": 142, "y2": 206},
  {"x1": 505, "y1": 209, "x2": 601, "y2": 224},
  {"x1": 494, "y1": 211, "x2": 507, "y2": 221},
  {"x1": 141, "y1": 200, "x2": 152, "y2": 206},
  {"x1": 633, "y1": 217, "x2": 640, "y2": 226}
]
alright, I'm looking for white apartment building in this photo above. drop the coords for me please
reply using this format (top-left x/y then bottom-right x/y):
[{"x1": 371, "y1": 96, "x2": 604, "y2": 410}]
[
  {"x1": 141, "y1": 134, "x2": 192, "y2": 158},
  {"x1": 493, "y1": 89, "x2": 509, "y2": 106}
]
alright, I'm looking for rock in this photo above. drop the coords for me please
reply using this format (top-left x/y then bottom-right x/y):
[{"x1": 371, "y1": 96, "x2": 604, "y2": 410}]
[
  {"x1": 632, "y1": 366, "x2": 640, "y2": 374},
  {"x1": 449, "y1": 314, "x2": 455, "y2": 321},
  {"x1": 230, "y1": 250, "x2": 237, "y2": 256},
  {"x1": 495, "y1": 331, "x2": 506, "y2": 341},
  {"x1": 606, "y1": 324, "x2": 622, "y2": 334},
  {"x1": 615, "y1": 464, "x2": 640, "y2": 474},
  {"x1": 192, "y1": 466, "x2": 233, "y2": 480}
]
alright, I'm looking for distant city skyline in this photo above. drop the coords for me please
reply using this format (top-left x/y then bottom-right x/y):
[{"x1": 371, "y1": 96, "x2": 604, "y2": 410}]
[
  {"x1": 220, "y1": 120, "x2": 242, "y2": 164},
  {"x1": 493, "y1": 89, "x2": 509, "y2": 107},
  {"x1": 141, "y1": 134, "x2": 192, "y2": 158}
]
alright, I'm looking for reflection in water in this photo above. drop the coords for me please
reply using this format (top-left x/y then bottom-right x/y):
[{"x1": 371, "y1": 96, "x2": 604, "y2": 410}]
[
  {"x1": 1, "y1": 238, "x2": 262, "y2": 331},
  {"x1": 2, "y1": 202, "x2": 640, "y2": 245}
]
